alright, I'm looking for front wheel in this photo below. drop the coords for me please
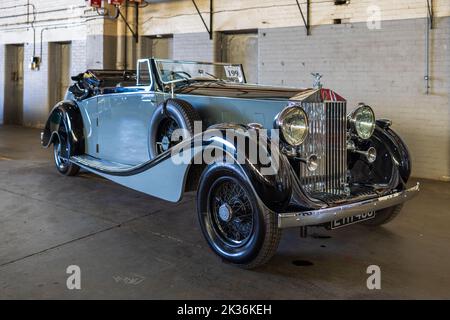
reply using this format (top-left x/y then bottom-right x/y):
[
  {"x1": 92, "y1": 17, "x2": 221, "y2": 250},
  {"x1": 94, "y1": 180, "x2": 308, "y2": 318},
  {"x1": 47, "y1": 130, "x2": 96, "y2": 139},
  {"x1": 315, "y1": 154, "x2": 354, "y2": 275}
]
[{"x1": 197, "y1": 164, "x2": 281, "y2": 269}]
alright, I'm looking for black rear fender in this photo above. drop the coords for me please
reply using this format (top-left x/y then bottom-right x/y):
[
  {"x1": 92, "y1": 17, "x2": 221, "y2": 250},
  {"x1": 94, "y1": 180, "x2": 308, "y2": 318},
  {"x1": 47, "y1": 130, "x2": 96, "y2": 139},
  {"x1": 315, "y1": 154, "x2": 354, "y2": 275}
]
[{"x1": 41, "y1": 101, "x2": 85, "y2": 156}]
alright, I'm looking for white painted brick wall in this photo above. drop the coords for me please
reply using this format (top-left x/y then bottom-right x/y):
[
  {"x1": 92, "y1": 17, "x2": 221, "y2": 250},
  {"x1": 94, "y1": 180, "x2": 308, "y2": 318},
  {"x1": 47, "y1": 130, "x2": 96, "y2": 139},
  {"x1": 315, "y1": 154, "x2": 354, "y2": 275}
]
[
  {"x1": 1, "y1": 1, "x2": 449, "y2": 180},
  {"x1": 71, "y1": 40, "x2": 87, "y2": 76},
  {"x1": 173, "y1": 33, "x2": 217, "y2": 61},
  {"x1": 18, "y1": 40, "x2": 88, "y2": 128},
  {"x1": 0, "y1": 0, "x2": 90, "y2": 44},
  {"x1": 22, "y1": 42, "x2": 50, "y2": 128},
  {"x1": 141, "y1": 0, "x2": 450, "y2": 35},
  {"x1": 258, "y1": 18, "x2": 450, "y2": 180},
  {"x1": 0, "y1": 45, "x2": 4, "y2": 125}
]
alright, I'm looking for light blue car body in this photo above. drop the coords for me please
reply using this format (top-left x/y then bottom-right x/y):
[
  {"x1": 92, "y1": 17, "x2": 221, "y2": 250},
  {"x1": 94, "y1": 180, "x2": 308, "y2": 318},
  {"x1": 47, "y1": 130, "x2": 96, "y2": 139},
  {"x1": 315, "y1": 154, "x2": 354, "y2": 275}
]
[{"x1": 52, "y1": 58, "x2": 305, "y2": 203}]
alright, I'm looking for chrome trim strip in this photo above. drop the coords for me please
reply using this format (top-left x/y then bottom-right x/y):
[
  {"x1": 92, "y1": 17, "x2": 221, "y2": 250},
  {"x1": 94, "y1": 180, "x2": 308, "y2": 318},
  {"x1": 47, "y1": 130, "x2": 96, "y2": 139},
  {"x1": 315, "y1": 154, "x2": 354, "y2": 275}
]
[{"x1": 277, "y1": 182, "x2": 420, "y2": 228}]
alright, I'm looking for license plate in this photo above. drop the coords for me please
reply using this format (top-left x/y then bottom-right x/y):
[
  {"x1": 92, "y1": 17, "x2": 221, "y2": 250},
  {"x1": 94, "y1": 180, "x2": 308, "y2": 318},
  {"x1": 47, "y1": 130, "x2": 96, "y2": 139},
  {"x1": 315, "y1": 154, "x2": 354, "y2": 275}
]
[{"x1": 330, "y1": 211, "x2": 376, "y2": 229}]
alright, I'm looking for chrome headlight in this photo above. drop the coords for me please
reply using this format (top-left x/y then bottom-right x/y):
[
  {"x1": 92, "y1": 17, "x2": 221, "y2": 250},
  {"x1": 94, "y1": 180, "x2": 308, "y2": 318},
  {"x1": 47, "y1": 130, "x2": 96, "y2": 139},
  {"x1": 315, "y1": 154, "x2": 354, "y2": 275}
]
[
  {"x1": 275, "y1": 106, "x2": 309, "y2": 146},
  {"x1": 349, "y1": 104, "x2": 375, "y2": 140}
]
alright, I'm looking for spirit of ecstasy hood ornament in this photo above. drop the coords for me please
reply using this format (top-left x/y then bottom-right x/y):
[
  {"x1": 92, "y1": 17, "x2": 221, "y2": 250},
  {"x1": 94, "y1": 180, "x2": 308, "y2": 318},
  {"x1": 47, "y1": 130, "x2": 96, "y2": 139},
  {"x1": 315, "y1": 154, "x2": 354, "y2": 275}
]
[{"x1": 311, "y1": 72, "x2": 323, "y2": 89}]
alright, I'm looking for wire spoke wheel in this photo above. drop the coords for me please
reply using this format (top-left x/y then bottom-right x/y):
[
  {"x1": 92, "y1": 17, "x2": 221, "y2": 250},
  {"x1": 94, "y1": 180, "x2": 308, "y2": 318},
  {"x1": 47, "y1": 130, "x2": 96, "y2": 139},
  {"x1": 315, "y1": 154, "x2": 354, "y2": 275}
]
[
  {"x1": 54, "y1": 124, "x2": 71, "y2": 171},
  {"x1": 53, "y1": 140, "x2": 69, "y2": 171},
  {"x1": 197, "y1": 165, "x2": 282, "y2": 268},
  {"x1": 209, "y1": 178, "x2": 254, "y2": 247},
  {"x1": 155, "y1": 117, "x2": 181, "y2": 154},
  {"x1": 52, "y1": 118, "x2": 79, "y2": 176}
]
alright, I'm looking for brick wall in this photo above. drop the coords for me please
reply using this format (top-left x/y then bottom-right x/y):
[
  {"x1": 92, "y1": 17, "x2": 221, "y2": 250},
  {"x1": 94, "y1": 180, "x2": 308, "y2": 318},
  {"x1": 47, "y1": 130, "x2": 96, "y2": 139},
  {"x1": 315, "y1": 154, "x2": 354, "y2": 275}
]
[
  {"x1": 258, "y1": 18, "x2": 450, "y2": 180},
  {"x1": 71, "y1": 40, "x2": 87, "y2": 76},
  {"x1": 22, "y1": 43, "x2": 49, "y2": 128},
  {"x1": 1, "y1": 1, "x2": 449, "y2": 180},
  {"x1": 0, "y1": 45, "x2": 4, "y2": 125},
  {"x1": 173, "y1": 32, "x2": 219, "y2": 62},
  {"x1": 141, "y1": 0, "x2": 450, "y2": 35},
  {"x1": 19, "y1": 39, "x2": 90, "y2": 128},
  {"x1": 0, "y1": 0, "x2": 89, "y2": 44}
]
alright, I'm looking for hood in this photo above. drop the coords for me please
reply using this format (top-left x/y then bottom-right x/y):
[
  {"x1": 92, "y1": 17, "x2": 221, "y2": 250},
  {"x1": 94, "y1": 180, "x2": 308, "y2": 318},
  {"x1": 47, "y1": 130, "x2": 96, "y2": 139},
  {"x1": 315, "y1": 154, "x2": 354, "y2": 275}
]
[{"x1": 175, "y1": 81, "x2": 345, "y2": 102}]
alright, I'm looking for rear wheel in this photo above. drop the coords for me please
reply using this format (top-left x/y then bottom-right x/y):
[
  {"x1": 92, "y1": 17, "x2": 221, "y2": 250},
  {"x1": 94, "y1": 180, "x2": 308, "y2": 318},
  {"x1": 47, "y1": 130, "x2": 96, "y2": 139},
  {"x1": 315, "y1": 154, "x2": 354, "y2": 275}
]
[
  {"x1": 53, "y1": 128, "x2": 79, "y2": 176},
  {"x1": 197, "y1": 165, "x2": 281, "y2": 269},
  {"x1": 362, "y1": 204, "x2": 403, "y2": 226}
]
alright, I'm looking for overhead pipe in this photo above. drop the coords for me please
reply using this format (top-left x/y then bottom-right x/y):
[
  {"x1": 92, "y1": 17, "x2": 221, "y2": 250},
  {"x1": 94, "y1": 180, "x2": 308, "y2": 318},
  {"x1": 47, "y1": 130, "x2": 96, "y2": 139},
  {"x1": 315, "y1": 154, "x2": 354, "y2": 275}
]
[
  {"x1": 125, "y1": 3, "x2": 137, "y2": 70},
  {"x1": 425, "y1": 0, "x2": 433, "y2": 95},
  {"x1": 38, "y1": 23, "x2": 85, "y2": 69},
  {"x1": 116, "y1": 4, "x2": 126, "y2": 70},
  {"x1": 124, "y1": 0, "x2": 128, "y2": 70},
  {"x1": 0, "y1": 3, "x2": 37, "y2": 59}
]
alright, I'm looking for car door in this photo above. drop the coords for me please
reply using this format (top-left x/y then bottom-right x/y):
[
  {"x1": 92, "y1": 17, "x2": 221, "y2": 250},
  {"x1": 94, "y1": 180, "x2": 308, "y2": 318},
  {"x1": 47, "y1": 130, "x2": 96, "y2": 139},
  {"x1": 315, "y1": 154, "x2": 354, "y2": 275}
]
[
  {"x1": 78, "y1": 97, "x2": 99, "y2": 157},
  {"x1": 98, "y1": 91, "x2": 158, "y2": 165}
]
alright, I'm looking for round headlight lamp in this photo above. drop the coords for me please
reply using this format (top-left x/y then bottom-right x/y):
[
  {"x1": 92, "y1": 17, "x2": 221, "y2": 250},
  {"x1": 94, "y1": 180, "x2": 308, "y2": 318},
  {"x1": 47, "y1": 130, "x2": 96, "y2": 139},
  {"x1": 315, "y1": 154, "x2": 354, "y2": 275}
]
[
  {"x1": 275, "y1": 106, "x2": 309, "y2": 146},
  {"x1": 350, "y1": 104, "x2": 376, "y2": 140}
]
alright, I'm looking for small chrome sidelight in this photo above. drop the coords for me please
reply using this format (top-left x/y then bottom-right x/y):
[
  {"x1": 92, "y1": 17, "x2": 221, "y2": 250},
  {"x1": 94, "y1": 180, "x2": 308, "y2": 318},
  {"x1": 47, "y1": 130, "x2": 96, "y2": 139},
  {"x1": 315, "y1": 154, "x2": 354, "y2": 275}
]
[
  {"x1": 347, "y1": 139, "x2": 356, "y2": 151},
  {"x1": 306, "y1": 154, "x2": 319, "y2": 172},
  {"x1": 377, "y1": 119, "x2": 392, "y2": 129},
  {"x1": 296, "y1": 154, "x2": 320, "y2": 172}
]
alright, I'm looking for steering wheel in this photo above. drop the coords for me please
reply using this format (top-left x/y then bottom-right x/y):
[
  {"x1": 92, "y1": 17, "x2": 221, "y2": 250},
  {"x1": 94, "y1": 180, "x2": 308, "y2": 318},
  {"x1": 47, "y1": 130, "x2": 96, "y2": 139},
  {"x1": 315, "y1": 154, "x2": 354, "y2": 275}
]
[{"x1": 170, "y1": 71, "x2": 192, "y2": 81}]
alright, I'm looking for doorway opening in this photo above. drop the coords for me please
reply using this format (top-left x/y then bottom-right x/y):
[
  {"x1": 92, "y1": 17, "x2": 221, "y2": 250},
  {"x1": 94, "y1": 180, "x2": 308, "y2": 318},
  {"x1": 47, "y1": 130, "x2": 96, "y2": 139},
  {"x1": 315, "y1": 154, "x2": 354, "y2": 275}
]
[
  {"x1": 140, "y1": 35, "x2": 174, "y2": 60},
  {"x1": 220, "y1": 30, "x2": 258, "y2": 84},
  {"x1": 4, "y1": 44, "x2": 24, "y2": 125},
  {"x1": 49, "y1": 42, "x2": 71, "y2": 110}
]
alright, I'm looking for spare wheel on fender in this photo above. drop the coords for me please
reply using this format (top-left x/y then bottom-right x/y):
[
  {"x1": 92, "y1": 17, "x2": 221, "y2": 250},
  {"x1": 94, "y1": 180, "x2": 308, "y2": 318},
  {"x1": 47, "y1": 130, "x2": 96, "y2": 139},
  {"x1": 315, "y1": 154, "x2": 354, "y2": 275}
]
[{"x1": 148, "y1": 98, "x2": 201, "y2": 159}]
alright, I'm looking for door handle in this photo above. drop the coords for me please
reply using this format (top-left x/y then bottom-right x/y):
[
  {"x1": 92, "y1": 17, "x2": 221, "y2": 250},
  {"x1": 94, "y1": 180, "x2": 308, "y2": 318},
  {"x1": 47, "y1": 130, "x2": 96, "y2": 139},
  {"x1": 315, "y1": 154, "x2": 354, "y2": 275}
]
[{"x1": 142, "y1": 97, "x2": 156, "y2": 103}]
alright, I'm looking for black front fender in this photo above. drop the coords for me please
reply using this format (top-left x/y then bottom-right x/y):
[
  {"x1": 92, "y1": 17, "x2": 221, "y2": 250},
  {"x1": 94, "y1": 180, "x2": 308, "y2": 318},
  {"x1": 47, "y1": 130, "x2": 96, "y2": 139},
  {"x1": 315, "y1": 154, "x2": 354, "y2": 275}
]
[
  {"x1": 374, "y1": 121, "x2": 412, "y2": 186},
  {"x1": 349, "y1": 121, "x2": 412, "y2": 191},
  {"x1": 200, "y1": 124, "x2": 293, "y2": 212},
  {"x1": 41, "y1": 101, "x2": 85, "y2": 156}
]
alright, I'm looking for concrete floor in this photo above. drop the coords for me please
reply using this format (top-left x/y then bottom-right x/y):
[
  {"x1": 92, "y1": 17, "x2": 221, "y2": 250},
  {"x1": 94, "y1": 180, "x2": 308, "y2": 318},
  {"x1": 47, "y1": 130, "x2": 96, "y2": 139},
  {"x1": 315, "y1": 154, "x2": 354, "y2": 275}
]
[{"x1": 0, "y1": 125, "x2": 449, "y2": 299}]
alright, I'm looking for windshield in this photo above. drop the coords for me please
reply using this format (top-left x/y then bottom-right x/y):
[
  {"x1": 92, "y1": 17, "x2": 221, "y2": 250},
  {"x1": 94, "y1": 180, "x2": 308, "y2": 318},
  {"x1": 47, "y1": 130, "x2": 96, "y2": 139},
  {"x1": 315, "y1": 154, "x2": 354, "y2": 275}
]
[{"x1": 155, "y1": 59, "x2": 246, "y2": 84}]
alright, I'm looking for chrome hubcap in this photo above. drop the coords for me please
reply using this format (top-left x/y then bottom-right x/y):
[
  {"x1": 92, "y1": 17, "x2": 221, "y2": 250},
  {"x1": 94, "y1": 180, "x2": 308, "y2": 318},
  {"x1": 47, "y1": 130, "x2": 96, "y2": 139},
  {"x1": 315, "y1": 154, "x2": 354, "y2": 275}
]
[
  {"x1": 218, "y1": 203, "x2": 233, "y2": 222},
  {"x1": 160, "y1": 136, "x2": 170, "y2": 152},
  {"x1": 210, "y1": 179, "x2": 254, "y2": 246},
  {"x1": 54, "y1": 142, "x2": 69, "y2": 170},
  {"x1": 156, "y1": 117, "x2": 180, "y2": 154}
]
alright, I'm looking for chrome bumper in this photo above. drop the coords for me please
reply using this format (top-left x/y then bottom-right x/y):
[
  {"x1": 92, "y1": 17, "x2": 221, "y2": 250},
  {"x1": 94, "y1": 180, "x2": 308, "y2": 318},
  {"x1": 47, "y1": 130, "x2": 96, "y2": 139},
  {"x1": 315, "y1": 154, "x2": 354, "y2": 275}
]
[{"x1": 277, "y1": 182, "x2": 420, "y2": 228}]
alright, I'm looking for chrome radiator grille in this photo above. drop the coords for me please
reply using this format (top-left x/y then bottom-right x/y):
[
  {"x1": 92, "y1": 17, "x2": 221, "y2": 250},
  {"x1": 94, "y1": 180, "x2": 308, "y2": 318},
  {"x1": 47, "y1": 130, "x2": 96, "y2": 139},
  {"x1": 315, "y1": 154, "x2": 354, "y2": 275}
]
[{"x1": 298, "y1": 101, "x2": 347, "y2": 195}]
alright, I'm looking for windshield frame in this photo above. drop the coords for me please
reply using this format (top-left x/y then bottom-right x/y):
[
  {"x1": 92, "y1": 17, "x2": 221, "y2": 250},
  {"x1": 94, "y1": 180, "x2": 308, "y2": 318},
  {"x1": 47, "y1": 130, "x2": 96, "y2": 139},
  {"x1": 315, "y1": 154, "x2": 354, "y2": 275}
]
[{"x1": 153, "y1": 58, "x2": 247, "y2": 85}]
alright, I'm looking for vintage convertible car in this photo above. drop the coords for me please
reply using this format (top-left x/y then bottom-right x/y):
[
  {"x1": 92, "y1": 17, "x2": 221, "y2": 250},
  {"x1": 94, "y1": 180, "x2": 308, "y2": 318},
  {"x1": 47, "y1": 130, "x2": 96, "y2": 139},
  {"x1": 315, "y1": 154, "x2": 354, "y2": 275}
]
[{"x1": 41, "y1": 58, "x2": 419, "y2": 268}]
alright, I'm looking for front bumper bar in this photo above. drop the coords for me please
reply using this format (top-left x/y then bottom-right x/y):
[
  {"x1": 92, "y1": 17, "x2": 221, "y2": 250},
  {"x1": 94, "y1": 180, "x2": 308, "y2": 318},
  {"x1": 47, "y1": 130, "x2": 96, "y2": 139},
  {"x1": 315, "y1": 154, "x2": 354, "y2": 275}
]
[{"x1": 277, "y1": 183, "x2": 420, "y2": 228}]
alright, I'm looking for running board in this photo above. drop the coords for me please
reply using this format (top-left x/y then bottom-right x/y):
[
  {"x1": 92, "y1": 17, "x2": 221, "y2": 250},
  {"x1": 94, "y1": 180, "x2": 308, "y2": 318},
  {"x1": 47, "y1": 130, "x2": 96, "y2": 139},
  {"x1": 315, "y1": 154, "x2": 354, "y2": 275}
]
[
  {"x1": 70, "y1": 153, "x2": 189, "y2": 203},
  {"x1": 71, "y1": 155, "x2": 136, "y2": 173}
]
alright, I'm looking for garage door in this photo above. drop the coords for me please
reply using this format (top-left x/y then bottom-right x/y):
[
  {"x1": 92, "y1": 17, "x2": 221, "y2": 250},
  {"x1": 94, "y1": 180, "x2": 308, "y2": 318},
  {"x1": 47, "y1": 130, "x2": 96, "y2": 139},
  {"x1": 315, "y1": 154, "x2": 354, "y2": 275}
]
[{"x1": 4, "y1": 44, "x2": 24, "y2": 125}]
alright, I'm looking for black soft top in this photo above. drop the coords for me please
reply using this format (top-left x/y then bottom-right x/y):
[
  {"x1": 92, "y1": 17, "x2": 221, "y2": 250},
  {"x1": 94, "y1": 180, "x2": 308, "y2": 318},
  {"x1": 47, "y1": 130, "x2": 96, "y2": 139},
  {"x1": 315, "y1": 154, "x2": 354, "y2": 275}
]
[{"x1": 71, "y1": 69, "x2": 137, "y2": 88}]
